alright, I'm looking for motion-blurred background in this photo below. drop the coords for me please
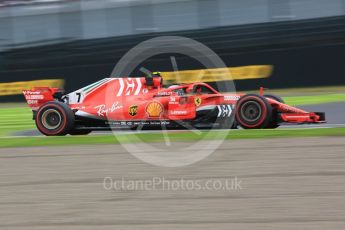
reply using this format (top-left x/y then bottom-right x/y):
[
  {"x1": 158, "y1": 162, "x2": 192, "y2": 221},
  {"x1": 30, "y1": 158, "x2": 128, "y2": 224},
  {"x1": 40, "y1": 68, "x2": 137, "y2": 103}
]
[
  {"x1": 1, "y1": 0, "x2": 345, "y2": 101},
  {"x1": 3, "y1": 3, "x2": 345, "y2": 229}
]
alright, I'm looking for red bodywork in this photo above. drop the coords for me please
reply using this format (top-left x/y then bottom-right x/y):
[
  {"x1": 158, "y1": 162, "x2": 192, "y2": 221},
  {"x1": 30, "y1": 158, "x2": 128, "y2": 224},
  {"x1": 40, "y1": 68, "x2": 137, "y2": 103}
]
[
  {"x1": 23, "y1": 77, "x2": 325, "y2": 130},
  {"x1": 266, "y1": 98, "x2": 323, "y2": 123},
  {"x1": 23, "y1": 87, "x2": 63, "y2": 110}
]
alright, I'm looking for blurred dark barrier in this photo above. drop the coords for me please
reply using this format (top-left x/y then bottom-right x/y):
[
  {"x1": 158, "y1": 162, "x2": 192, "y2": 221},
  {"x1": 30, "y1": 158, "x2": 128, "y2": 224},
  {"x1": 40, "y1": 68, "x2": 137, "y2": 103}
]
[{"x1": 1, "y1": 16, "x2": 345, "y2": 102}]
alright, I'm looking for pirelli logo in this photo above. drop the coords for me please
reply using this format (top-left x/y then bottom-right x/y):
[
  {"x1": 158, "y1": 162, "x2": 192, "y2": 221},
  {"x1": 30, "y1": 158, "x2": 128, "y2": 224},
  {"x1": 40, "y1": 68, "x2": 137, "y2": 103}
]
[
  {"x1": 162, "y1": 65, "x2": 273, "y2": 83},
  {"x1": 0, "y1": 79, "x2": 64, "y2": 96}
]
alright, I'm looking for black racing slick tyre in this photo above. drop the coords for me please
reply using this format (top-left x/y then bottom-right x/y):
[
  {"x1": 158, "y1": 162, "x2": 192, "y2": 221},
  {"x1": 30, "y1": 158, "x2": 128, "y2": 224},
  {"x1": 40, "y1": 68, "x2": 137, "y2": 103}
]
[
  {"x1": 35, "y1": 101, "x2": 75, "y2": 136},
  {"x1": 235, "y1": 94, "x2": 273, "y2": 129},
  {"x1": 264, "y1": 94, "x2": 285, "y2": 103},
  {"x1": 263, "y1": 94, "x2": 284, "y2": 128}
]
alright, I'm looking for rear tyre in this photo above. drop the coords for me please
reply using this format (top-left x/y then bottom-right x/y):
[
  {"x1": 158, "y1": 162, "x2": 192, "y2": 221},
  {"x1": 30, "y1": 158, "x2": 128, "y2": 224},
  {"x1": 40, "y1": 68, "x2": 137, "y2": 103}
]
[
  {"x1": 235, "y1": 94, "x2": 272, "y2": 129},
  {"x1": 35, "y1": 101, "x2": 74, "y2": 136},
  {"x1": 69, "y1": 130, "x2": 92, "y2": 135}
]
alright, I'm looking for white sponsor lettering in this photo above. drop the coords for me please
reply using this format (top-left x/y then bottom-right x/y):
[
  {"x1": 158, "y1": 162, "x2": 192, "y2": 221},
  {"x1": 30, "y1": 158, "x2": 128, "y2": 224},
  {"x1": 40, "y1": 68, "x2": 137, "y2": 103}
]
[
  {"x1": 157, "y1": 91, "x2": 172, "y2": 96},
  {"x1": 23, "y1": 91, "x2": 41, "y2": 95},
  {"x1": 170, "y1": 110, "x2": 188, "y2": 115},
  {"x1": 224, "y1": 95, "x2": 240, "y2": 101},
  {"x1": 94, "y1": 102, "x2": 123, "y2": 117},
  {"x1": 27, "y1": 100, "x2": 38, "y2": 105},
  {"x1": 25, "y1": 95, "x2": 44, "y2": 100}
]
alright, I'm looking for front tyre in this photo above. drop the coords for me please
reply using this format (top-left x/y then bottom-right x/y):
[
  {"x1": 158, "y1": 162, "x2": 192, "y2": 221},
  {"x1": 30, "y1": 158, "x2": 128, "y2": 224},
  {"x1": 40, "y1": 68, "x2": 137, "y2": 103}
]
[
  {"x1": 235, "y1": 94, "x2": 273, "y2": 129},
  {"x1": 35, "y1": 101, "x2": 74, "y2": 136},
  {"x1": 263, "y1": 94, "x2": 284, "y2": 128},
  {"x1": 264, "y1": 94, "x2": 285, "y2": 103}
]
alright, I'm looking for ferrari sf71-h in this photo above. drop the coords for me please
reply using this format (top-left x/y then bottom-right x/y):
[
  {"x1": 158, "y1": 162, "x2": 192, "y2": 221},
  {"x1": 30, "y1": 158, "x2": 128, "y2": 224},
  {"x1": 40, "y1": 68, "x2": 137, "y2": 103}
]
[{"x1": 23, "y1": 75, "x2": 325, "y2": 136}]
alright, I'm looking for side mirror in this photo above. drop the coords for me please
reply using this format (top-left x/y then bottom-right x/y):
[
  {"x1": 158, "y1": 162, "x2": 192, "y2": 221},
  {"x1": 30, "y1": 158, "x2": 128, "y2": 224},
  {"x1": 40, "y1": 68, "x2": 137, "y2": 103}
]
[{"x1": 193, "y1": 85, "x2": 198, "y2": 94}]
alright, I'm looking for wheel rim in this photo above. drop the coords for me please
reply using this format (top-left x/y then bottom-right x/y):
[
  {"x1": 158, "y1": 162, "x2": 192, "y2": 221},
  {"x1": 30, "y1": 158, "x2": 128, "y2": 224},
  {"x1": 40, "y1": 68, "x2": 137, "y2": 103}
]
[
  {"x1": 240, "y1": 101, "x2": 262, "y2": 123},
  {"x1": 41, "y1": 109, "x2": 62, "y2": 130}
]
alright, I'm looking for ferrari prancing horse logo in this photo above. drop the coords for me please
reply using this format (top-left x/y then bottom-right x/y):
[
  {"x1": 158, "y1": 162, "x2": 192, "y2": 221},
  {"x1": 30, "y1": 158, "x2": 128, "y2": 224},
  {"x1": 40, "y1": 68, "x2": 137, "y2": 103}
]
[
  {"x1": 194, "y1": 97, "x2": 202, "y2": 106},
  {"x1": 128, "y1": 105, "x2": 138, "y2": 116}
]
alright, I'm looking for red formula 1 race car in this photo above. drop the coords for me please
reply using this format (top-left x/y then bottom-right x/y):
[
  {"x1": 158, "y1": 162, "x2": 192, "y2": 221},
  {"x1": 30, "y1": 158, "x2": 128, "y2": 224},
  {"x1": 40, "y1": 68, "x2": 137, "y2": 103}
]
[{"x1": 23, "y1": 75, "x2": 326, "y2": 136}]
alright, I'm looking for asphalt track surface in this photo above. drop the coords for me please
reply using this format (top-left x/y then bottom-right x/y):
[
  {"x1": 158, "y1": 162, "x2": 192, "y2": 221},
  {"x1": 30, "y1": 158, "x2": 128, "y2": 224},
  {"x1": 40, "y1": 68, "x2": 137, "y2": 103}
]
[
  {"x1": 1, "y1": 137, "x2": 345, "y2": 229},
  {"x1": 11, "y1": 102, "x2": 345, "y2": 137},
  {"x1": 299, "y1": 102, "x2": 345, "y2": 125}
]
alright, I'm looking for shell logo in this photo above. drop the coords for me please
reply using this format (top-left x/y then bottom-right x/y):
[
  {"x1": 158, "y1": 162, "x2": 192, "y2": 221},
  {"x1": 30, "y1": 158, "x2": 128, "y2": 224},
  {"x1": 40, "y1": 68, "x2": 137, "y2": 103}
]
[{"x1": 146, "y1": 101, "x2": 164, "y2": 118}]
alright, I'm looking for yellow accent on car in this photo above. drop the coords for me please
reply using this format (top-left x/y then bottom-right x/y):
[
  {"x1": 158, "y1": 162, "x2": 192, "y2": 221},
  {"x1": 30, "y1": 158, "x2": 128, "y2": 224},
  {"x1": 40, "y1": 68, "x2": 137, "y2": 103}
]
[
  {"x1": 194, "y1": 97, "x2": 202, "y2": 106},
  {"x1": 146, "y1": 101, "x2": 164, "y2": 118}
]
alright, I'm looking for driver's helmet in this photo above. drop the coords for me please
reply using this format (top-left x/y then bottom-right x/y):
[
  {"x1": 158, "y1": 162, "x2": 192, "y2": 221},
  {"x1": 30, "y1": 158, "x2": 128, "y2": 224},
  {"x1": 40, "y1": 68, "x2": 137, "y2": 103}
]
[
  {"x1": 151, "y1": 71, "x2": 163, "y2": 86},
  {"x1": 152, "y1": 71, "x2": 161, "y2": 77}
]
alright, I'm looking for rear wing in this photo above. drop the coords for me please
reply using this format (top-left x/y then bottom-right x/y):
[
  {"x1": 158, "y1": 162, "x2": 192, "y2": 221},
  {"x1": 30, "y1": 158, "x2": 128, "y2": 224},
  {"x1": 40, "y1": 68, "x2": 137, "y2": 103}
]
[{"x1": 23, "y1": 87, "x2": 64, "y2": 110}]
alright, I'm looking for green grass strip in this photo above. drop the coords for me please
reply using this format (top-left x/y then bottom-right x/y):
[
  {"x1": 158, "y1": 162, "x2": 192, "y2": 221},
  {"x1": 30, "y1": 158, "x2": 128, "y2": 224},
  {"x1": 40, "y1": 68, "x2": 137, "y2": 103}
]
[{"x1": 283, "y1": 94, "x2": 345, "y2": 106}]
